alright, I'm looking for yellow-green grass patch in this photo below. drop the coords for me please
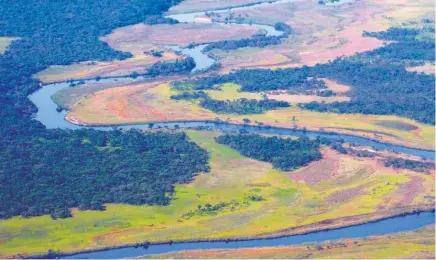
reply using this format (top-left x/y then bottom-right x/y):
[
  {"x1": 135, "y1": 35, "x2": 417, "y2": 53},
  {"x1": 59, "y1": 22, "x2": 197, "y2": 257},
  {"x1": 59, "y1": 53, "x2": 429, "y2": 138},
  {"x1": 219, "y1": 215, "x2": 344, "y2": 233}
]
[{"x1": 0, "y1": 131, "x2": 433, "y2": 258}]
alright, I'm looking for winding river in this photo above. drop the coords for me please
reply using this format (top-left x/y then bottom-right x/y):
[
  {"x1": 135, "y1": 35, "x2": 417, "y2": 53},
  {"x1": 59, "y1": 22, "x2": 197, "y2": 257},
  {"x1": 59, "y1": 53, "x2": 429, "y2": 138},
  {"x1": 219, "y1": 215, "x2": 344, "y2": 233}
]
[
  {"x1": 25, "y1": 0, "x2": 435, "y2": 258},
  {"x1": 29, "y1": 77, "x2": 435, "y2": 159},
  {"x1": 64, "y1": 211, "x2": 435, "y2": 259},
  {"x1": 164, "y1": 0, "x2": 296, "y2": 71}
]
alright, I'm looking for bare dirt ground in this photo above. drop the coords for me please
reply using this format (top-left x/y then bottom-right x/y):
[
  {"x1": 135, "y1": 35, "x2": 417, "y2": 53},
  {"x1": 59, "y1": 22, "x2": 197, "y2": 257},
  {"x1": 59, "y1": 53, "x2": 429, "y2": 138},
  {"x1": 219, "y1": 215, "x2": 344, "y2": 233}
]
[
  {"x1": 406, "y1": 62, "x2": 435, "y2": 75},
  {"x1": 103, "y1": 23, "x2": 259, "y2": 52},
  {"x1": 289, "y1": 149, "x2": 341, "y2": 185}
]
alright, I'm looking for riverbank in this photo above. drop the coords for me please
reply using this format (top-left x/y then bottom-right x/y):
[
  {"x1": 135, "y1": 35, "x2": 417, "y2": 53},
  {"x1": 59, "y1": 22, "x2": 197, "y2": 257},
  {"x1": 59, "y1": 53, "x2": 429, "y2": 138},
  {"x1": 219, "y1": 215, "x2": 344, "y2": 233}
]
[
  {"x1": 55, "y1": 78, "x2": 434, "y2": 151},
  {"x1": 147, "y1": 224, "x2": 435, "y2": 259},
  {"x1": 29, "y1": 75, "x2": 435, "y2": 153},
  {"x1": 26, "y1": 208, "x2": 435, "y2": 259},
  {"x1": 65, "y1": 115, "x2": 436, "y2": 157}
]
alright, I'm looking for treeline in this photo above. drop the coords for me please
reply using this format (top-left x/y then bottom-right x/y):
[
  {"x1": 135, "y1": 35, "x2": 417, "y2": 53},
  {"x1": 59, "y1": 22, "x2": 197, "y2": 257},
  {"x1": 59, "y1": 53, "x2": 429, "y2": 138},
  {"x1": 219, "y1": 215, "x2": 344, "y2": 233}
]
[
  {"x1": 203, "y1": 34, "x2": 283, "y2": 52},
  {"x1": 363, "y1": 27, "x2": 420, "y2": 41},
  {"x1": 200, "y1": 97, "x2": 290, "y2": 114},
  {"x1": 147, "y1": 57, "x2": 196, "y2": 76},
  {"x1": 383, "y1": 158, "x2": 434, "y2": 172},
  {"x1": 202, "y1": 22, "x2": 293, "y2": 52},
  {"x1": 298, "y1": 57, "x2": 435, "y2": 124},
  {"x1": 0, "y1": 127, "x2": 209, "y2": 219},
  {"x1": 185, "y1": 27, "x2": 434, "y2": 124},
  {"x1": 363, "y1": 27, "x2": 435, "y2": 61},
  {"x1": 170, "y1": 90, "x2": 290, "y2": 114},
  {"x1": 144, "y1": 15, "x2": 179, "y2": 25},
  {"x1": 215, "y1": 134, "x2": 321, "y2": 171},
  {"x1": 181, "y1": 69, "x2": 328, "y2": 92},
  {"x1": 170, "y1": 91, "x2": 208, "y2": 100},
  {"x1": 274, "y1": 22, "x2": 293, "y2": 34},
  {"x1": 0, "y1": 0, "x2": 216, "y2": 220}
]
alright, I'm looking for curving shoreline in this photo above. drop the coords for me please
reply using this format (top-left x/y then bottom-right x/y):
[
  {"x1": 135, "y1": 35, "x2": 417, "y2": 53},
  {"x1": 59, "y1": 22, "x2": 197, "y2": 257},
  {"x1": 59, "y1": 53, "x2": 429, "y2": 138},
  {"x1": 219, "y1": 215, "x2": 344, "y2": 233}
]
[
  {"x1": 25, "y1": 207, "x2": 434, "y2": 259},
  {"x1": 28, "y1": 75, "x2": 436, "y2": 158}
]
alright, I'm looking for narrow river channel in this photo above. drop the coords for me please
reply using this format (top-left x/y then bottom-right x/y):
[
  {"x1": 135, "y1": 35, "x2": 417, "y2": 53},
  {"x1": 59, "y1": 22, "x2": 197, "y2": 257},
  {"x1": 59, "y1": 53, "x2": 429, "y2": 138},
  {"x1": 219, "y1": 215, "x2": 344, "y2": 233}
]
[
  {"x1": 63, "y1": 211, "x2": 435, "y2": 259},
  {"x1": 29, "y1": 78, "x2": 435, "y2": 159}
]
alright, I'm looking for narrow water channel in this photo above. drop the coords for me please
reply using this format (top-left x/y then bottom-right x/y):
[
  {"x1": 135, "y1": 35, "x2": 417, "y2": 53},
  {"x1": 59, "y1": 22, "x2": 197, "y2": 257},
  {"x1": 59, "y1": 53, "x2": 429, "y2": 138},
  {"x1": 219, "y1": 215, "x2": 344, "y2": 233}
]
[
  {"x1": 63, "y1": 211, "x2": 435, "y2": 259},
  {"x1": 164, "y1": 0, "x2": 299, "y2": 71},
  {"x1": 28, "y1": 78, "x2": 435, "y2": 159}
]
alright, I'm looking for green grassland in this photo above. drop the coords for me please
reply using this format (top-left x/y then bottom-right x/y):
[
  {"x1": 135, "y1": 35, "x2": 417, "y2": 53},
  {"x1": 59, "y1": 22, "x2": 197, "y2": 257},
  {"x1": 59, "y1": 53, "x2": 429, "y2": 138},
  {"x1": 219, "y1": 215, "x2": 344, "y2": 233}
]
[
  {"x1": 150, "y1": 225, "x2": 435, "y2": 259},
  {"x1": 0, "y1": 130, "x2": 433, "y2": 258}
]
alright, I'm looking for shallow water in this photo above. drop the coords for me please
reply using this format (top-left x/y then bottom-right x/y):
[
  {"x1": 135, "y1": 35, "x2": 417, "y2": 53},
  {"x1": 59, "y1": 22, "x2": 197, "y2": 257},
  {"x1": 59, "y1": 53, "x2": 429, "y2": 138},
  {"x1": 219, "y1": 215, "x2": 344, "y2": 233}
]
[{"x1": 166, "y1": 44, "x2": 215, "y2": 72}]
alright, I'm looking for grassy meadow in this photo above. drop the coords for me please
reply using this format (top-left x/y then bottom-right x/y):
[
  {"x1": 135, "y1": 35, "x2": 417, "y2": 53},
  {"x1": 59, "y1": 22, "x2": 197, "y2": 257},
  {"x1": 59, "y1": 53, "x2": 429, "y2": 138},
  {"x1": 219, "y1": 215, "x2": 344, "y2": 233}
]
[{"x1": 0, "y1": 131, "x2": 433, "y2": 258}]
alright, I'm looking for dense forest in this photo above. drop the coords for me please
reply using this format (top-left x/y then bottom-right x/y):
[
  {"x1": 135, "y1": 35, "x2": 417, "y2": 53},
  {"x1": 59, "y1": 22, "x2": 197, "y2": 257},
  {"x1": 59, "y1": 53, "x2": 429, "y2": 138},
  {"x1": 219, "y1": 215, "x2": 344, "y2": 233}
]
[
  {"x1": 274, "y1": 22, "x2": 294, "y2": 34},
  {"x1": 147, "y1": 57, "x2": 196, "y2": 76},
  {"x1": 200, "y1": 97, "x2": 290, "y2": 114},
  {"x1": 299, "y1": 56, "x2": 435, "y2": 124},
  {"x1": 186, "y1": 27, "x2": 435, "y2": 124},
  {"x1": 202, "y1": 22, "x2": 293, "y2": 52},
  {"x1": 0, "y1": 0, "x2": 214, "y2": 219},
  {"x1": 1, "y1": 130, "x2": 209, "y2": 219},
  {"x1": 183, "y1": 69, "x2": 328, "y2": 92},
  {"x1": 170, "y1": 90, "x2": 290, "y2": 114},
  {"x1": 216, "y1": 134, "x2": 321, "y2": 171},
  {"x1": 144, "y1": 15, "x2": 179, "y2": 25},
  {"x1": 363, "y1": 27, "x2": 435, "y2": 61},
  {"x1": 170, "y1": 91, "x2": 209, "y2": 100},
  {"x1": 383, "y1": 158, "x2": 434, "y2": 172},
  {"x1": 203, "y1": 34, "x2": 283, "y2": 52}
]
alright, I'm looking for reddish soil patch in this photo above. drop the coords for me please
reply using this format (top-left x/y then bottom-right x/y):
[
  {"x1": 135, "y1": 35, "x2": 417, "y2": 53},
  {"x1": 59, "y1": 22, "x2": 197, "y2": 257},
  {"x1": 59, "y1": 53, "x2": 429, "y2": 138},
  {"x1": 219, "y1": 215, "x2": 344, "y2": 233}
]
[
  {"x1": 325, "y1": 183, "x2": 371, "y2": 204},
  {"x1": 289, "y1": 149, "x2": 340, "y2": 185},
  {"x1": 103, "y1": 23, "x2": 258, "y2": 53},
  {"x1": 395, "y1": 176, "x2": 425, "y2": 205}
]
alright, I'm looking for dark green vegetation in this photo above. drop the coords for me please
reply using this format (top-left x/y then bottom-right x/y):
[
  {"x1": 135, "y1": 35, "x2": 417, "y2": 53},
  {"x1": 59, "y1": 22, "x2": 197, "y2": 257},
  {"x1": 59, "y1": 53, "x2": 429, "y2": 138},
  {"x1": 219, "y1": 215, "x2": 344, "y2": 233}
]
[
  {"x1": 363, "y1": 27, "x2": 435, "y2": 61},
  {"x1": 170, "y1": 91, "x2": 209, "y2": 100},
  {"x1": 144, "y1": 15, "x2": 179, "y2": 25},
  {"x1": 0, "y1": 0, "x2": 213, "y2": 220},
  {"x1": 299, "y1": 27, "x2": 435, "y2": 124},
  {"x1": 187, "y1": 27, "x2": 435, "y2": 124},
  {"x1": 200, "y1": 97, "x2": 290, "y2": 114},
  {"x1": 383, "y1": 158, "x2": 434, "y2": 172},
  {"x1": 201, "y1": 20, "x2": 293, "y2": 52},
  {"x1": 147, "y1": 57, "x2": 196, "y2": 76},
  {"x1": 144, "y1": 50, "x2": 164, "y2": 58},
  {"x1": 215, "y1": 134, "x2": 321, "y2": 171},
  {"x1": 203, "y1": 34, "x2": 284, "y2": 52},
  {"x1": 182, "y1": 71, "x2": 328, "y2": 92},
  {"x1": 299, "y1": 58, "x2": 435, "y2": 124},
  {"x1": 170, "y1": 90, "x2": 290, "y2": 114},
  {"x1": 274, "y1": 22, "x2": 294, "y2": 34},
  {"x1": 1, "y1": 130, "x2": 209, "y2": 219}
]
